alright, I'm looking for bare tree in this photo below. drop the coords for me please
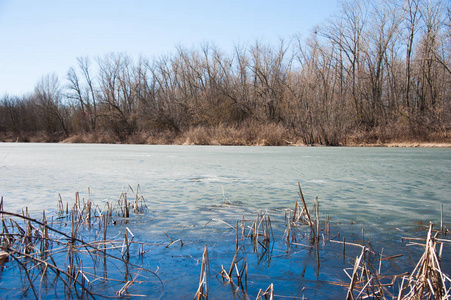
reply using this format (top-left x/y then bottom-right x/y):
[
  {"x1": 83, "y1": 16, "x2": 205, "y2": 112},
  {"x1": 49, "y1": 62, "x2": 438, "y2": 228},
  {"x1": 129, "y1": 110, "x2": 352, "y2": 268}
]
[
  {"x1": 362, "y1": 0, "x2": 401, "y2": 126},
  {"x1": 34, "y1": 74, "x2": 69, "y2": 137},
  {"x1": 66, "y1": 57, "x2": 98, "y2": 131},
  {"x1": 402, "y1": 0, "x2": 422, "y2": 109},
  {"x1": 321, "y1": 0, "x2": 370, "y2": 123},
  {"x1": 97, "y1": 53, "x2": 138, "y2": 139}
]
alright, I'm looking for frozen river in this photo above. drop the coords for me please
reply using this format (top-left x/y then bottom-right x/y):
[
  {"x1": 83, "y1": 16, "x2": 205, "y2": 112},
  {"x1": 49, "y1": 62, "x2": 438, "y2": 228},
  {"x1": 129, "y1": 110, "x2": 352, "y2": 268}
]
[{"x1": 0, "y1": 143, "x2": 450, "y2": 298}]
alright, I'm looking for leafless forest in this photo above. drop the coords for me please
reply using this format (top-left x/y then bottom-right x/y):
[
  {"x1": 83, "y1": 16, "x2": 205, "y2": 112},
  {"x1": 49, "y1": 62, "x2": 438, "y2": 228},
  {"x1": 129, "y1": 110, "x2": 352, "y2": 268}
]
[{"x1": 1, "y1": 0, "x2": 450, "y2": 145}]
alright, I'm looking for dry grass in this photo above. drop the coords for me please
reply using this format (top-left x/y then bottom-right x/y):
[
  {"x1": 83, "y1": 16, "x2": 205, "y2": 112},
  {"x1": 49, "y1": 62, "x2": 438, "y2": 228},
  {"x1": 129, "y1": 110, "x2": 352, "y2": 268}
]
[
  {"x1": 181, "y1": 122, "x2": 294, "y2": 146},
  {"x1": 62, "y1": 131, "x2": 117, "y2": 144},
  {"x1": 4, "y1": 120, "x2": 451, "y2": 147}
]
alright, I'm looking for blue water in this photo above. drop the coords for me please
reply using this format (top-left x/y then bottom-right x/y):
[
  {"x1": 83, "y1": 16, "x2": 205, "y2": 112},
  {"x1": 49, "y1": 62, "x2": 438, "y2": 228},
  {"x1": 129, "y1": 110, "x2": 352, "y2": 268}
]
[{"x1": 0, "y1": 143, "x2": 450, "y2": 298}]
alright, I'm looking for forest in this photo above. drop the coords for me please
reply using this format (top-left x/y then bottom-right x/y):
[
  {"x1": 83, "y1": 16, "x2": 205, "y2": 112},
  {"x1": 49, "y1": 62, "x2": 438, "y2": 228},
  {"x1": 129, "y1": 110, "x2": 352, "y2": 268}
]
[{"x1": 1, "y1": 0, "x2": 450, "y2": 146}]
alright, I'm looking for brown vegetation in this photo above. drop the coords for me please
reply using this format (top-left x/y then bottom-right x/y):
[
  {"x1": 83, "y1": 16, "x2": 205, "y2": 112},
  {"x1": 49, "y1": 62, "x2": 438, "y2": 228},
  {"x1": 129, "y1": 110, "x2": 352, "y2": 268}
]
[{"x1": 1, "y1": 0, "x2": 450, "y2": 146}]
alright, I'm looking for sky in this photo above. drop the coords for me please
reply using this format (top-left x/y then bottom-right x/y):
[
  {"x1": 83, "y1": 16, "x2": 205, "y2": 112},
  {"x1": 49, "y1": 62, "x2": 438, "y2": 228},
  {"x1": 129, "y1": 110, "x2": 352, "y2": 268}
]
[{"x1": 0, "y1": 0, "x2": 339, "y2": 97}]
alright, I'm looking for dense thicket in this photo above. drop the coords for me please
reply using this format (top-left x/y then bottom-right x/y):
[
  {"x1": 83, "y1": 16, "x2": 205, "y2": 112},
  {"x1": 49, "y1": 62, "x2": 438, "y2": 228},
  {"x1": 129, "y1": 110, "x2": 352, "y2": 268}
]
[{"x1": 1, "y1": 0, "x2": 450, "y2": 145}]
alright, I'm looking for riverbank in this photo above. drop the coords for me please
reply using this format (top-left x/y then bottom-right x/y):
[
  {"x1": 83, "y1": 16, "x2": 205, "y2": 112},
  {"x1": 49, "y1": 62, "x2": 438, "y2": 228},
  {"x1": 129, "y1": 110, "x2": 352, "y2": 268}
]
[
  {"x1": 347, "y1": 142, "x2": 451, "y2": 148},
  {"x1": 1, "y1": 128, "x2": 450, "y2": 147}
]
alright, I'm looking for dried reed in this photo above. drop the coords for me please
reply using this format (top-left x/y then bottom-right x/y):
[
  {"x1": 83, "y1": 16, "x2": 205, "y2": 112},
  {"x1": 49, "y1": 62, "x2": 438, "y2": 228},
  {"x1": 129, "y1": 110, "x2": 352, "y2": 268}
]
[
  {"x1": 256, "y1": 283, "x2": 274, "y2": 300},
  {"x1": 298, "y1": 183, "x2": 317, "y2": 242},
  {"x1": 398, "y1": 223, "x2": 451, "y2": 299},
  {"x1": 194, "y1": 244, "x2": 209, "y2": 300},
  {"x1": 0, "y1": 188, "x2": 162, "y2": 299},
  {"x1": 219, "y1": 245, "x2": 248, "y2": 291},
  {"x1": 1, "y1": 184, "x2": 449, "y2": 300},
  {"x1": 163, "y1": 231, "x2": 184, "y2": 248}
]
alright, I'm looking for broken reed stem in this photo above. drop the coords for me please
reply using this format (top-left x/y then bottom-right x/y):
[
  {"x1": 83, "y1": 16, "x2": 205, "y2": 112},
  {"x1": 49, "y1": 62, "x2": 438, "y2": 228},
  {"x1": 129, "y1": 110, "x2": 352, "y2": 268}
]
[
  {"x1": 88, "y1": 199, "x2": 92, "y2": 225},
  {"x1": 346, "y1": 247, "x2": 365, "y2": 300},
  {"x1": 135, "y1": 184, "x2": 139, "y2": 212},
  {"x1": 236, "y1": 220, "x2": 239, "y2": 250},
  {"x1": 103, "y1": 214, "x2": 107, "y2": 252},
  {"x1": 57, "y1": 194, "x2": 64, "y2": 216},
  {"x1": 343, "y1": 236, "x2": 346, "y2": 259},
  {"x1": 116, "y1": 270, "x2": 141, "y2": 296},
  {"x1": 195, "y1": 244, "x2": 209, "y2": 300},
  {"x1": 325, "y1": 213, "x2": 329, "y2": 237},
  {"x1": 298, "y1": 183, "x2": 317, "y2": 241},
  {"x1": 285, "y1": 211, "x2": 292, "y2": 246},
  {"x1": 292, "y1": 198, "x2": 298, "y2": 223},
  {"x1": 122, "y1": 193, "x2": 130, "y2": 218},
  {"x1": 256, "y1": 283, "x2": 274, "y2": 300},
  {"x1": 163, "y1": 231, "x2": 183, "y2": 248},
  {"x1": 123, "y1": 230, "x2": 130, "y2": 258},
  {"x1": 315, "y1": 197, "x2": 320, "y2": 240}
]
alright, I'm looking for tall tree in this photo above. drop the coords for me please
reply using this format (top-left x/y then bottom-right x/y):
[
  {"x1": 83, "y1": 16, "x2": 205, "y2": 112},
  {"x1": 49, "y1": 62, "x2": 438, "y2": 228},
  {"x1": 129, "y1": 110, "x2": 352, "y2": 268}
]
[{"x1": 34, "y1": 74, "x2": 69, "y2": 137}]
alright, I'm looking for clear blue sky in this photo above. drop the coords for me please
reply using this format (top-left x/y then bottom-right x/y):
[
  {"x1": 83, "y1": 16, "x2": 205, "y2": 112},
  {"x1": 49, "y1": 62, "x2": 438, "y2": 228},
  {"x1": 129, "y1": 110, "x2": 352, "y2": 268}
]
[{"x1": 0, "y1": 0, "x2": 338, "y2": 97}]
